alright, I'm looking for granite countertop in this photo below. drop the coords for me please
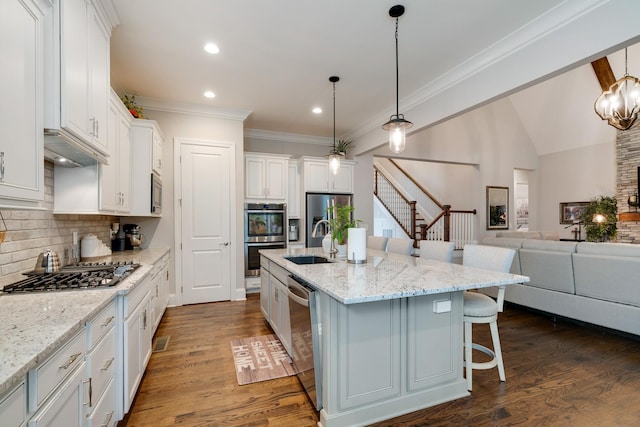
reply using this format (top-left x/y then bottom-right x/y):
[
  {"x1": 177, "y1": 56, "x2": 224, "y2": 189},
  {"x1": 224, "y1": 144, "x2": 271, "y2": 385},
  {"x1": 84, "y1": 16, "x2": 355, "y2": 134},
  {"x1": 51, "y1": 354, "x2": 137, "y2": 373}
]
[
  {"x1": 261, "y1": 247, "x2": 530, "y2": 304},
  {"x1": 0, "y1": 248, "x2": 169, "y2": 397}
]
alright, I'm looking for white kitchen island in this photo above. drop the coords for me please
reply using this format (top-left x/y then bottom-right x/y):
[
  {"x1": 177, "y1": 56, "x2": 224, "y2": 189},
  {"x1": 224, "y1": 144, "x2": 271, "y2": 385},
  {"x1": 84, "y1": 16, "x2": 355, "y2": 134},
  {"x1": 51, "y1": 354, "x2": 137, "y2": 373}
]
[{"x1": 260, "y1": 247, "x2": 529, "y2": 427}]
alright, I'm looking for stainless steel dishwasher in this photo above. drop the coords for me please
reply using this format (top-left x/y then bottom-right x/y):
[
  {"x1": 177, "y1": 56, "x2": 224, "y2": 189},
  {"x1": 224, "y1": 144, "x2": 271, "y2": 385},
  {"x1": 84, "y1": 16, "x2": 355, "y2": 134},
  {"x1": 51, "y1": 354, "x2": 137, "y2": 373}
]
[{"x1": 287, "y1": 275, "x2": 322, "y2": 411}]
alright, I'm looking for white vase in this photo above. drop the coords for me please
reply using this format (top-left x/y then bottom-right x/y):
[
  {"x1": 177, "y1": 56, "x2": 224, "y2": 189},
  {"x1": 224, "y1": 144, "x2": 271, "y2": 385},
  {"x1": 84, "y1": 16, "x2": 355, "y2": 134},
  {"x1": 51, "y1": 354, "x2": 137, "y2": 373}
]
[
  {"x1": 336, "y1": 243, "x2": 347, "y2": 258},
  {"x1": 322, "y1": 233, "x2": 333, "y2": 253}
]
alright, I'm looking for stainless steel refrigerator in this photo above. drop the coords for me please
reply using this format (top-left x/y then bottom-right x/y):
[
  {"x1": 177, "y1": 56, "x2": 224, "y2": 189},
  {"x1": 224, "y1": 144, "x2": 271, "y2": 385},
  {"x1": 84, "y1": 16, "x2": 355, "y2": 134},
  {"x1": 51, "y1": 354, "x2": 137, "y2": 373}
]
[{"x1": 306, "y1": 193, "x2": 353, "y2": 247}]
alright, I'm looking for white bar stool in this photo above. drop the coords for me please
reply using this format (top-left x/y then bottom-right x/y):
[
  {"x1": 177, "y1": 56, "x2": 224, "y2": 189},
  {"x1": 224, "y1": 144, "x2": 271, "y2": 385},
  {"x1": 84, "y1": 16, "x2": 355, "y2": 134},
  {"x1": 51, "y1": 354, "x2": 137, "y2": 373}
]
[
  {"x1": 462, "y1": 244, "x2": 516, "y2": 391},
  {"x1": 419, "y1": 240, "x2": 455, "y2": 263}
]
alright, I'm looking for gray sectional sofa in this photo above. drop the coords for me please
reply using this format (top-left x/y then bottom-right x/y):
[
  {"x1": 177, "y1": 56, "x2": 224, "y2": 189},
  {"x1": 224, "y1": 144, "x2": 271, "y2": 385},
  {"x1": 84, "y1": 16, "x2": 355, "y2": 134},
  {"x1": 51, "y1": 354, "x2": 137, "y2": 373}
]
[{"x1": 481, "y1": 237, "x2": 640, "y2": 336}]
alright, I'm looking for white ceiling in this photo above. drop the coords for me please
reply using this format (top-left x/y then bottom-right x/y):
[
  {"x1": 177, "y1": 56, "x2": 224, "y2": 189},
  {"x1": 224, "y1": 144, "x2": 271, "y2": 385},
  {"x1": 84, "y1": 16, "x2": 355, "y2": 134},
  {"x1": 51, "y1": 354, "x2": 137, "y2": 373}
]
[{"x1": 109, "y1": 0, "x2": 640, "y2": 154}]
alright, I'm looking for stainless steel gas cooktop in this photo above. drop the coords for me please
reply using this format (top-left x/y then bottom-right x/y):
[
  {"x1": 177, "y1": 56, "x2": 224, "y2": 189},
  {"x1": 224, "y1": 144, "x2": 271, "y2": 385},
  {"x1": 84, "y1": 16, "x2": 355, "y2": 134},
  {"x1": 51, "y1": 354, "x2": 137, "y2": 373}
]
[{"x1": 1, "y1": 261, "x2": 140, "y2": 294}]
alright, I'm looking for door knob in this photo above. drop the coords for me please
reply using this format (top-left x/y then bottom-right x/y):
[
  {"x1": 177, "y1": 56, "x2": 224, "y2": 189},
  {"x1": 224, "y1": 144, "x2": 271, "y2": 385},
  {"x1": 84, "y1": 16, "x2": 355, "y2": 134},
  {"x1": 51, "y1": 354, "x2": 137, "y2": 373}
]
[{"x1": 219, "y1": 242, "x2": 230, "y2": 246}]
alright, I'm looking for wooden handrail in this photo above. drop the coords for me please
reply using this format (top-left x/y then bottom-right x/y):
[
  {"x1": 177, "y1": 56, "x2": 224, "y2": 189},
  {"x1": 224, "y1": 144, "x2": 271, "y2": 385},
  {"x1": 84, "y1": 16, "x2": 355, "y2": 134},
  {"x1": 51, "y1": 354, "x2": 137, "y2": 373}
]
[{"x1": 389, "y1": 159, "x2": 444, "y2": 210}]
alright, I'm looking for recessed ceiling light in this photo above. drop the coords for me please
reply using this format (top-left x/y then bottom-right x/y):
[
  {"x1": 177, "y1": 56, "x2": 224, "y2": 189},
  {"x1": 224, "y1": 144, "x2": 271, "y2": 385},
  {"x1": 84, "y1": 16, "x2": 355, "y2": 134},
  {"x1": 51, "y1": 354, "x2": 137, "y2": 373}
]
[
  {"x1": 204, "y1": 91, "x2": 215, "y2": 98},
  {"x1": 312, "y1": 107, "x2": 322, "y2": 114},
  {"x1": 204, "y1": 43, "x2": 220, "y2": 54}
]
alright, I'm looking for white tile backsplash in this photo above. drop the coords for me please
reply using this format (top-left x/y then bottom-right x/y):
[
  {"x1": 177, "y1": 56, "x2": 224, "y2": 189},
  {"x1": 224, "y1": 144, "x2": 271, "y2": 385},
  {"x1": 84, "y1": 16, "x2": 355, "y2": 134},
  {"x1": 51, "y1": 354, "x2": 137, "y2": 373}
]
[{"x1": 0, "y1": 161, "x2": 118, "y2": 288}]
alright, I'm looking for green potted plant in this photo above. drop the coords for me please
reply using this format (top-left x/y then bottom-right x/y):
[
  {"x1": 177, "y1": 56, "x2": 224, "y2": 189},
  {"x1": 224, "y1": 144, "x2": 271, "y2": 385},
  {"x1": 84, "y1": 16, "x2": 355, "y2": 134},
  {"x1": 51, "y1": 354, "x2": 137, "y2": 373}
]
[
  {"x1": 327, "y1": 204, "x2": 359, "y2": 247},
  {"x1": 581, "y1": 195, "x2": 617, "y2": 242},
  {"x1": 121, "y1": 94, "x2": 145, "y2": 119},
  {"x1": 336, "y1": 139, "x2": 352, "y2": 156}
]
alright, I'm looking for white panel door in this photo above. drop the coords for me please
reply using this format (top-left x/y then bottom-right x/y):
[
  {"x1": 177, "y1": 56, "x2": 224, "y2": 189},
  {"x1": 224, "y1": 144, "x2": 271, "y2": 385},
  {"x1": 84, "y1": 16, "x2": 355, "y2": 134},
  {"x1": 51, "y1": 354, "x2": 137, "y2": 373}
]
[{"x1": 181, "y1": 143, "x2": 232, "y2": 304}]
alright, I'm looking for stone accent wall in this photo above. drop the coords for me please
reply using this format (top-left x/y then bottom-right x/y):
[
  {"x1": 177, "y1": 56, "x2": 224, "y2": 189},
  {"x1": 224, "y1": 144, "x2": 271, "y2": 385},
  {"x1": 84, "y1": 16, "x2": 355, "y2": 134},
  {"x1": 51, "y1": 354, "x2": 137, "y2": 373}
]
[
  {"x1": 0, "y1": 162, "x2": 117, "y2": 288},
  {"x1": 616, "y1": 126, "x2": 640, "y2": 243}
]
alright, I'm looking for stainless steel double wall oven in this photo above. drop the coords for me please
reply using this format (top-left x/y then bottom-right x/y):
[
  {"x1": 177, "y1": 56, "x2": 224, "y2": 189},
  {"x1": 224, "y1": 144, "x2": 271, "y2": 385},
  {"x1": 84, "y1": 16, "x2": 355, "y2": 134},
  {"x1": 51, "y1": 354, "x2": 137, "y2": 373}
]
[{"x1": 244, "y1": 203, "x2": 287, "y2": 276}]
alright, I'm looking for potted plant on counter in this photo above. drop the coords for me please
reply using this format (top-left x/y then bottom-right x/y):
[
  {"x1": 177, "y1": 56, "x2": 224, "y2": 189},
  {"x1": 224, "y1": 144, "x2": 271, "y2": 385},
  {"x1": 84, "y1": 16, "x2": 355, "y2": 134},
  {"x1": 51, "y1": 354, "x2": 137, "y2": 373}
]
[{"x1": 328, "y1": 204, "x2": 359, "y2": 256}]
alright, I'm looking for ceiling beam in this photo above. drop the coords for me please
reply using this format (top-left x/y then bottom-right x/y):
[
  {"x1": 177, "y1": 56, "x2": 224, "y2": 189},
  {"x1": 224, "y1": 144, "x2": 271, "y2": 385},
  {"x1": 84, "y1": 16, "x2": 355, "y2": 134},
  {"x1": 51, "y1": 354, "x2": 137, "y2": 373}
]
[{"x1": 591, "y1": 57, "x2": 617, "y2": 91}]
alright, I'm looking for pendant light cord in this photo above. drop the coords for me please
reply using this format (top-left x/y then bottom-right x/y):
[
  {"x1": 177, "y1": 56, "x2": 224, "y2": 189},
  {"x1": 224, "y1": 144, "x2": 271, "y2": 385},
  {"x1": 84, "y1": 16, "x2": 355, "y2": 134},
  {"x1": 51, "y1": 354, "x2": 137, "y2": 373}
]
[
  {"x1": 395, "y1": 17, "x2": 400, "y2": 116},
  {"x1": 625, "y1": 48, "x2": 629, "y2": 77},
  {"x1": 333, "y1": 80, "x2": 337, "y2": 151}
]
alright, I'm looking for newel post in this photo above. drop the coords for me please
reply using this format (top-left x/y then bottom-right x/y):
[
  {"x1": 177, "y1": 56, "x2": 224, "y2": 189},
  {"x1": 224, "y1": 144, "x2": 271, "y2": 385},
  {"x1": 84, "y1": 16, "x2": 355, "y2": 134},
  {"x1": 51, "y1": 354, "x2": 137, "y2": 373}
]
[{"x1": 443, "y1": 205, "x2": 451, "y2": 242}]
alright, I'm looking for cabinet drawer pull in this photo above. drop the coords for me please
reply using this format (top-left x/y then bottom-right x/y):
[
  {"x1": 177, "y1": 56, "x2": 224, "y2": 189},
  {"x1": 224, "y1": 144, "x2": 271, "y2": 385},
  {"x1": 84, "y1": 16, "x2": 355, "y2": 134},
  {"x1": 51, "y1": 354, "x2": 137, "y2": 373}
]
[
  {"x1": 0, "y1": 151, "x2": 4, "y2": 182},
  {"x1": 101, "y1": 316, "x2": 115, "y2": 328},
  {"x1": 101, "y1": 357, "x2": 115, "y2": 371},
  {"x1": 101, "y1": 410, "x2": 115, "y2": 427},
  {"x1": 83, "y1": 377, "x2": 93, "y2": 407},
  {"x1": 59, "y1": 352, "x2": 82, "y2": 370}
]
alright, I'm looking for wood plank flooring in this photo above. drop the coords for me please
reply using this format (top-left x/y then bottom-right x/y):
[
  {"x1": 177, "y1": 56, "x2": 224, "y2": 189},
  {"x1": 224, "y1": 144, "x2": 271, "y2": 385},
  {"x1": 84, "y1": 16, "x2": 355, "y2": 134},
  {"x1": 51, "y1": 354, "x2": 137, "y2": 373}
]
[{"x1": 120, "y1": 294, "x2": 640, "y2": 427}]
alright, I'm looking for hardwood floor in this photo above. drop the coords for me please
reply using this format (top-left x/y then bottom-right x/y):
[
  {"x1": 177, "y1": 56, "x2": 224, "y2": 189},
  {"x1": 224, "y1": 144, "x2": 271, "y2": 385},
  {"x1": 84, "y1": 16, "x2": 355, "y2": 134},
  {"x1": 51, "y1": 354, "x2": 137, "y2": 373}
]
[{"x1": 121, "y1": 294, "x2": 640, "y2": 427}]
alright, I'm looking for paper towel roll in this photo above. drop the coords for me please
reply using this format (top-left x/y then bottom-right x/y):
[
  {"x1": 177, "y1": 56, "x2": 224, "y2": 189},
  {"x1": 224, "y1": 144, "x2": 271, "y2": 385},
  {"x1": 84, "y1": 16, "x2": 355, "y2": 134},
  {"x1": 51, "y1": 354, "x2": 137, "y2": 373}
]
[{"x1": 347, "y1": 227, "x2": 367, "y2": 263}]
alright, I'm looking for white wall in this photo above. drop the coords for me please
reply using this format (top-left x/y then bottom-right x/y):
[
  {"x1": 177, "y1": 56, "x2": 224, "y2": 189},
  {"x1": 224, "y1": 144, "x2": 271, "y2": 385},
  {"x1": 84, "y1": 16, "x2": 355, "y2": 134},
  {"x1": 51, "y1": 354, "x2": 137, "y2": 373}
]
[
  {"x1": 245, "y1": 137, "x2": 330, "y2": 158},
  {"x1": 537, "y1": 142, "x2": 616, "y2": 239},
  {"x1": 136, "y1": 109, "x2": 245, "y2": 302}
]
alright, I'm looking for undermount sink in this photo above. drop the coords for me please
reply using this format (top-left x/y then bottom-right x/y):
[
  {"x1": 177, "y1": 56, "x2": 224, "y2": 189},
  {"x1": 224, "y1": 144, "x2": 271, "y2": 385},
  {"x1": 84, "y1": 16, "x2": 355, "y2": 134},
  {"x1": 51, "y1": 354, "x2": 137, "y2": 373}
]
[{"x1": 284, "y1": 255, "x2": 331, "y2": 265}]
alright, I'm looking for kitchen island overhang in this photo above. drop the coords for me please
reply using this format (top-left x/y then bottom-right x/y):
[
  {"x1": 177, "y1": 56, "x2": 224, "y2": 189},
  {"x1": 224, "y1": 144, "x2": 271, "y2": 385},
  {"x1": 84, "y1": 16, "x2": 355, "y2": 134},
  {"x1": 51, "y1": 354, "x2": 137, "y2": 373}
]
[{"x1": 260, "y1": 247, "x2": 529, "y2": 427}]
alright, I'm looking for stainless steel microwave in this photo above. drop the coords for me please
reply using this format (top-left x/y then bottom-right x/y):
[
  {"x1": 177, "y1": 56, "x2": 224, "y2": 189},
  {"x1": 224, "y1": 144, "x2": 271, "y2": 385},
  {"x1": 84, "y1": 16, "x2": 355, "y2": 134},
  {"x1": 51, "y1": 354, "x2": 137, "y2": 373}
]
[{"x1": 151, "y1": 173, "x2": 162, "y2": 214}]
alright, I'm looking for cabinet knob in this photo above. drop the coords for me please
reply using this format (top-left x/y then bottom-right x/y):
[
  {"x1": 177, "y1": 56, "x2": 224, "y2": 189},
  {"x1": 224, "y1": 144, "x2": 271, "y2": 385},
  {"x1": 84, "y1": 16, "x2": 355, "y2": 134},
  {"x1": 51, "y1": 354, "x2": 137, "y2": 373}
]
[{"x1": 219, "y1": 241, "x2": 230, "y2": 246}]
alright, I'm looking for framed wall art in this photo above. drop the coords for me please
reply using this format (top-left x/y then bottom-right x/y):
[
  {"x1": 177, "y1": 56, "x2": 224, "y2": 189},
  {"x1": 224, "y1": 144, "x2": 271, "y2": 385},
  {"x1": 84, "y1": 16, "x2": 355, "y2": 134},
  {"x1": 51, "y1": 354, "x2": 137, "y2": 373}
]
[
  {"x1": 487, "y1": 186, "x2": 509, "y2": 230},
  {"x1": 559, "y1": 201, "x2": 589, "y2": 224}
]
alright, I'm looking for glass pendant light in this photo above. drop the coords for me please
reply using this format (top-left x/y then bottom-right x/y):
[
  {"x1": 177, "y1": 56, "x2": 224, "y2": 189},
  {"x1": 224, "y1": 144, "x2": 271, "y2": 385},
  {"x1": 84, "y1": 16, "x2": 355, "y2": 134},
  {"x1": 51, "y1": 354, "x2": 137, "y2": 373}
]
[
  {"x1": 382, "y1": 5, "x2": 413, "y2": 153},
  {"x1": 327, "y1": 76, "x2": 342, "y2": 175}
]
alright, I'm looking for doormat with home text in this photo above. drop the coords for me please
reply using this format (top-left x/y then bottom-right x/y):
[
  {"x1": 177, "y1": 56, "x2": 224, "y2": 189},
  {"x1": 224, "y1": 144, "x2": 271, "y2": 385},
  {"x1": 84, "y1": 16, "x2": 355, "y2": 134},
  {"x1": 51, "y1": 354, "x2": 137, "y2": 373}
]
[{"x1": 230, "y1": 334, "x2": 296, "y2": 385}]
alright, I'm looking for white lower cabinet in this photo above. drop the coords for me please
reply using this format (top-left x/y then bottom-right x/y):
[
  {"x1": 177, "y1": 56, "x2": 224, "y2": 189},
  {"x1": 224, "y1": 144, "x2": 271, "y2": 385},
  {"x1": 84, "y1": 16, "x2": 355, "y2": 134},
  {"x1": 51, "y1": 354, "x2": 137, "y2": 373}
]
[
  {"x1": 119, "y1": 252, "x2": 171, "y2": 417},
  {"x1": 26, "y1": 329, "x2": 88, "y2": 427},
  {"x1": 151, "y1": 253, "x2": 170, "y2": 333},
  {"x1": 260, "y1": 256, "x2": 291, "y2": 354},
  {"x1": 86, "y1": 378, "x2": 115, "y2": 427},
  {"x1": 0, "y1": 382, "x2": 25, "y2": 427},
  {"x1": 260, "y1": 266, "x2": 270, "y2": 319},
  {"x1": 123, "y1": 278, "x2": 152, "y2": 413},
  {"x1": 23, "y1": 300, "x2": 119, "y2": 427},
  {"x1": 27, "y1": 362, "x2": 86, "y2": 427}
]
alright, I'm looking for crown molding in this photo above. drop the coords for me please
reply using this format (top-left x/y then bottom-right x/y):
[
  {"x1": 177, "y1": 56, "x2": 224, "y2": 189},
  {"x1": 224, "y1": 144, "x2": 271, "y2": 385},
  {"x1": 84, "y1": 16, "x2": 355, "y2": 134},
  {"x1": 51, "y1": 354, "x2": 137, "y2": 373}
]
[
  {"x1": 135, "y1": 96, "x2": 251, "y2": 121},
  {"x1": 245, "y1": 129, "x2": 332, "y2": 146}
]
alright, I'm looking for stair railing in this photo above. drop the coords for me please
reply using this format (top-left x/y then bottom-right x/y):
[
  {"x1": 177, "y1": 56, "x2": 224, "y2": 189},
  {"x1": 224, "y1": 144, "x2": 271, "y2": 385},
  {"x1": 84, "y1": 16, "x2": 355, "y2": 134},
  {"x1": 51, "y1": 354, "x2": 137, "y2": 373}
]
[
  {"x1": 374, "y1": 166, "x2": 416, "y2": 239},
  {"x1": 375, "y1": 160, "x2": 477, "y2": 248}
]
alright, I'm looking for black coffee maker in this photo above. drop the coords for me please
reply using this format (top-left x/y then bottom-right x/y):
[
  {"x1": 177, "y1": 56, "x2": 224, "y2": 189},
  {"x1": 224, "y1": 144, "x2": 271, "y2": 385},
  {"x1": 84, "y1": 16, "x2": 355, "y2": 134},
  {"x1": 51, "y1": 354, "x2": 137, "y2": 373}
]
[{"x1": 122, "y1": 224, "x2": 141, "y2": 250}]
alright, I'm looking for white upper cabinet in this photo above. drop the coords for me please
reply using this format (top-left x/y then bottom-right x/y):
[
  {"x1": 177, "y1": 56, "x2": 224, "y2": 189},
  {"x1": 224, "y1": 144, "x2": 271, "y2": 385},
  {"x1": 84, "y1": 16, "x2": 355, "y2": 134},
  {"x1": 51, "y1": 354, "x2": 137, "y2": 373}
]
[
  {"x1": 0, "y1": 0, "x2": 47, "y2": 209},
  {"x1": 245, "y1": 153, "x2": 289, "y2": 201},
  {"x1": 288, "y1": 160, "x2": 300, "y2": 218},
  {"x1": 53, "y1": 91, "x2": 132, "y2": 215},
  {"x1": 303, "y1": 157, "x2": 354, "y2": 194},
  {"x1": 130, "y1": 119, "x2": 164, "y2": 216},
  {"x1": 44, "y1": 0, "x2": 113, "y2": 162},
  {"x1": 152, "y1": 131, "x2": 162, "y2": 175},
  {"x1": 101, "y1": 91, "x2": 132, "y2": 213}
]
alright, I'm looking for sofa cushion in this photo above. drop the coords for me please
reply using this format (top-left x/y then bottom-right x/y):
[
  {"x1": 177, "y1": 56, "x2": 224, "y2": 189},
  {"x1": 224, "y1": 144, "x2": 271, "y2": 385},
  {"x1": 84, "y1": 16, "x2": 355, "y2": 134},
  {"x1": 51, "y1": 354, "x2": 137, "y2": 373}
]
[
  {"x1": 519, "y1": 240, "x2": 577, "y2": 294},
  {"x1": 573, "y1": 242, "x2": 640, "y2": 307},
  {"x1": 576, "y1": 242, "x2": 640, "y2": 257}
]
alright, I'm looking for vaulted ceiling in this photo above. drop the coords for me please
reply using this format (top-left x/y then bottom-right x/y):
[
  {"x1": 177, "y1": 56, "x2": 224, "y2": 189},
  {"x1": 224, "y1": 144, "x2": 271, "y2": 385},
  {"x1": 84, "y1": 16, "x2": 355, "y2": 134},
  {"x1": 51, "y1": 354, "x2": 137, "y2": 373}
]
[{"x1": 109, "y1": 0, "x2": 640, "y2": 156}]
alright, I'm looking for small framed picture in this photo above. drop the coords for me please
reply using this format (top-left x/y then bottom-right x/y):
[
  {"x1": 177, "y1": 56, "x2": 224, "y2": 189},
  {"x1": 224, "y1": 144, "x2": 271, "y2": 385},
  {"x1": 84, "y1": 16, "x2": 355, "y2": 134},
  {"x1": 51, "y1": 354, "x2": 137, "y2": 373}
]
[{"x1": 559, "y1": 201, "x2": 589, "y2": 224}]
